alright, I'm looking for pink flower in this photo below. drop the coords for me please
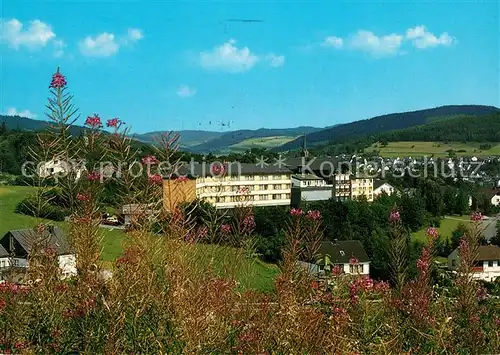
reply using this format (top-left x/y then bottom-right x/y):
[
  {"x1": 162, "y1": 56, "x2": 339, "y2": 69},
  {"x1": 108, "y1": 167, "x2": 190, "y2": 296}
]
[
  {"x1": 148, "y1": 174, "x2": 163, "y2": 185},
  {"x1": 220, "y1": 224, "x2": 231, "y2": 234},
  {"x1": 84, "y1": 114, "x2": 102, "y2": 129},
  {"x1": 306, "y1": 210, "x2": 321, "y2": 220},
  {"x1": 471, "y1": 212, "x2": 482, "y2": 222},
  {"x1": 175, "y1": 176, "x2": 190, "y2": 183},
  {"x1": 87, "y1": 171, "x2": 101, "y2": 182},
  {"x1": 49, "y1": 69, "x2": 67, "y2": 89},
  {"x1": 106, "y1": 117, "x2": 122, "y2": 128},
  {"x1": 141, "y1": 155, "x2": 160, "y2": 165},
  {"x1": 211, "y1": 163, "x2": 225, "y2": 175},
  {"x1": 243, "y1": 214, "x2": 256, "y2": 229},
  {"x1": 389, "y1": 210, "x2": 400, "y2": 222},
  {"x1": 332, "y1": 265, "x2": 343, "y2": 275},
  {"x1": 76, "y1": 192, "x2": 90, "y2": 202},
  {"x1": 290, "y1": 208, "x2": 304, "y2": 217},
  {"x1": 237, "y1": 187, "x2": 250, "y2": 195},
  {"x1": 349, "y1": 257, "x2": 359, "y2": 265},
  {"x1": 459, "y1": 238, "x2": 469, "y2": 252},
  {"x1": 425, "y1": 227, "x2": 439, "y2": 240}
]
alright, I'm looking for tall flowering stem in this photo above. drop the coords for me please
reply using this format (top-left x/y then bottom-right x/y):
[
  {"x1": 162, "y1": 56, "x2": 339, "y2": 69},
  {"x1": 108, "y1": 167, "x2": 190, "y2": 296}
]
[{"x1": 388, "y1": 209, "x2": 409, "y2": 293}]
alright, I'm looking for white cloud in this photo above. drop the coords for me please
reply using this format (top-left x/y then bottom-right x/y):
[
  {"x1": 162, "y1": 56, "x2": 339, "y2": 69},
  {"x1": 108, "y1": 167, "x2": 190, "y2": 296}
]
[
  {"x1": 6, "y1": 107, "x2": 37, "y2": 118},
  {"x1": 79, "y1": 28, "x2": 143, "y2": 57},
  {"x1": 266, "y1": 53, "x2": 285, "y2": 67},
  {"x1": 127, "y1": 28, "x2": 143, "y2": 42},
  {"x1": 79, "y1": 32, "x2": 119, "y2": 57},
  {"x1": 199, "y1": 39, "x2": 259, "y2": 73},
  {"x1": 176, "y1": 85, "x2": 196, "y2": 98},
  {"x1": 199, "y1": 40, "x2": 284, "y2": 72},
  {"x1": 321, "y1": 36, "x2": 343, "y2": 49},
  {"x1": 349, "y1": 30, "x2": 404, "y2": 56},
  {"x1": 0, "y1": 18, "x2": 57, "y2": 49},
  {"x1": 406, "y1": 25, "x2": 455, "y2": 48},
  {"x1": 319, "y1": 26, "x2": 455, "y2": 58}
]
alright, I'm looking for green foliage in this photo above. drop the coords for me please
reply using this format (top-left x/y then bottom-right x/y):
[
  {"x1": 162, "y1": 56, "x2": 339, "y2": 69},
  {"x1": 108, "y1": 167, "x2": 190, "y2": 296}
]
[{"x1": 15, "y1": 188, "x2": 70, "y2": 221}]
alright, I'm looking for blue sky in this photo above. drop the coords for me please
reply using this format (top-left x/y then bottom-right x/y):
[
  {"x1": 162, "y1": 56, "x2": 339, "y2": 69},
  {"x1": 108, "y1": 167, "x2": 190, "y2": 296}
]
[{"x1": 1, "y1": 1, "x2": 498, "y2": 134}]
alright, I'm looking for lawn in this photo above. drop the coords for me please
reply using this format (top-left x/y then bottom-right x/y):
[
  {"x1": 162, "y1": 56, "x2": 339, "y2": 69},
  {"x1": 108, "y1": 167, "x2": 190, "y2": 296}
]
[
  {"x1": 0, "y1": 185, "x2": 278, "y2": 292},
  {"x1": 412, "y1": 215, "x2": 472, "y2": 243},
  {"x1": 227, "y1": 136, "x2": 298, "y2": 152},
  {"x1": 368, "y1": 141, "x2": 500, "y2": 158}
]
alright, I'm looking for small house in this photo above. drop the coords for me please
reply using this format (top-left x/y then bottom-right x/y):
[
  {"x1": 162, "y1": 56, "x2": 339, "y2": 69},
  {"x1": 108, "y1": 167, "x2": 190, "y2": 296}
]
[
  {"x1": 448, "y1": 245, "x2": 500, "y2": 282},
  {"x1": 299, "y1": 240, "x2": 371, "y2": 276},
  {"x1": 0, "y1": 226, "x2": 77, "y2": 279}
]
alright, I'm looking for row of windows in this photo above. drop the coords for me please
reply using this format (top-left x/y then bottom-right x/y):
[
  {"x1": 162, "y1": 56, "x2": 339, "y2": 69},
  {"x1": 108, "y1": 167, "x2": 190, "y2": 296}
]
[
  {"x1": 200, "y1": 184, "x2": 291, "y2": 193},
  {"x1": 208, "y1": 193, "x2": 291, "y2": 203}
]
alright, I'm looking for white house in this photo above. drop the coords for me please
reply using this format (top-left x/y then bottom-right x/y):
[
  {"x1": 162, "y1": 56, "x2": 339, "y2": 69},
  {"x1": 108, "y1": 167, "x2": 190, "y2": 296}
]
[
  {"x1": 491, "y1": 193, "x2": 500, "y2": 207},
  {"x1": 448, "y1": 245, "x2": 500, "y2": 282},
  {"x1": 38, "y1": 158, "x2": 85, "y2": 179},
  {"x1": 373, "y1": 180, "x2": 395, "y2": 198},
  {"x1": 0, "y1": 226, "x2": 77, "y2": 280},
  {"x1": 298, "y1": 240, "x2": 370, "y2": 276}
]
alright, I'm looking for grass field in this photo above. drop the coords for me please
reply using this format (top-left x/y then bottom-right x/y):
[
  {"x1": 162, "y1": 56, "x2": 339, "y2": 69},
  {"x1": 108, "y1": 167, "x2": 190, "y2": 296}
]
[
  {"x1": 412, "y1": 215, "x2": 472, "y2": 243},
  {"x1": 368, "y1": 141, "x2": 500, "y2": 158},
  {"x1": 0, "y1": 185, "x2": 278, "y2": 292},
  {"x1": 227, "y1": 136, "x2": 298, "y2": 152}
]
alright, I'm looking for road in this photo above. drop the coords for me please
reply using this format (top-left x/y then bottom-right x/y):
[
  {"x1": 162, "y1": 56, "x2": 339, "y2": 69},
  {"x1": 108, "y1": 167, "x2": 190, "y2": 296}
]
[{"x1": 444, "y1": 214, "x2": 499, "y2": 242}]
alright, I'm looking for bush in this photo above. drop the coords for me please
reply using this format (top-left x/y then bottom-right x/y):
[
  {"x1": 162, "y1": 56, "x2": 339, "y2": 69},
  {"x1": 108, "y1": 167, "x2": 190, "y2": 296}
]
[{"x1": 15, "y1": 192, "x2": 68, "y2": 221}]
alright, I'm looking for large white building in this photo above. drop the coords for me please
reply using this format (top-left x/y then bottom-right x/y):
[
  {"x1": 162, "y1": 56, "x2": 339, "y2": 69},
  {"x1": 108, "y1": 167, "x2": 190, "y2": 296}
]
[
  {"x1": 448, "y1": 245, "x2": 500, "y2": 282},
  {"x1": 164, "y1": 163, "x2": 292, "y2": 209}
]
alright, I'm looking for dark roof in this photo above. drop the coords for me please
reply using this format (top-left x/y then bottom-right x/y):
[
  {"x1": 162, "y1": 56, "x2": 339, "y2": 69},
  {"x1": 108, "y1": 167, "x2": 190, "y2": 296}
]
[
  {"x1": 316, "y1": 240, "x2": 370, "y2": 264},
  {"x1": 483, "y1": 188, "x2": 500, "y2": 199},
  {"x1": 0, "y1": 244, "x2": 8, "y2": 258},
  {"x1": 292, "y1": 173, "x2": 324, "y2": 181},
  {"x1": 165, "y1": 162, "x2": 292, "y2": 179},
  {"x1": 373, "y1": 179, "x2": 389, "y2": 189},
  {"x1": 2, "y1": 226, "x2": 72, "y2": 256},
  {"x1": 476, "y1": 245, "x2": 500, "y2": 261},
  {"x1": 285, "y1": 157, "x2": 351, "y2": 175}
]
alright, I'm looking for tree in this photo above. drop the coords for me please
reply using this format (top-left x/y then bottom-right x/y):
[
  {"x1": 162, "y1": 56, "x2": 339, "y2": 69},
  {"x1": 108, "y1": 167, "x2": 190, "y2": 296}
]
[{"x1": 490, "y1": 221, "x2": 500, "y2": 247}]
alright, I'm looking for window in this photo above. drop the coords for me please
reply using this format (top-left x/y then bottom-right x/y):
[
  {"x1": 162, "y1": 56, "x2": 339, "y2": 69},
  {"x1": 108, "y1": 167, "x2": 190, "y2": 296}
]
[
  {"x1": 452, "y1": 259, "x2": 456, "y2": 267},
  {"x1": 349, "y1": 264, "x2": 363, "y2": 273},
  {"x1": 272, "y1": 194, "x2": 279, "y2": 200},
  {"x1": 488, "y1": 261, "x2": 494, "y2": 267}
]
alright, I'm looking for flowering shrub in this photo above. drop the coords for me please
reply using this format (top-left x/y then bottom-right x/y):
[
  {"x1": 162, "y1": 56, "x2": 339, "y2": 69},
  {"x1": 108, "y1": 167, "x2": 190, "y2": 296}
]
[{"x1": 1, "y1": 68, "x2": 498, "y2": 354}]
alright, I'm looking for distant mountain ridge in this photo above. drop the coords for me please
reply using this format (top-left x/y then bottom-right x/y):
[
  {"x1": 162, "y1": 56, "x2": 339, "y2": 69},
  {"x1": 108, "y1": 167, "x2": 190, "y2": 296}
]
[{"x1": 278, "y1": 105, "x2": 500, "y2": 151}]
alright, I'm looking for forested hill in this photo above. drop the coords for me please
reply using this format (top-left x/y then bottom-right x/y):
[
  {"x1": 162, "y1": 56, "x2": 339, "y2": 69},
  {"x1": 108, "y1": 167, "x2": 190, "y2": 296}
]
[
  {"x1": 279, "y1": 105, "x2": 500, "y2": 151},
  {"x1": 377, "y1": 112, "x2": 500, "y2": 142}
]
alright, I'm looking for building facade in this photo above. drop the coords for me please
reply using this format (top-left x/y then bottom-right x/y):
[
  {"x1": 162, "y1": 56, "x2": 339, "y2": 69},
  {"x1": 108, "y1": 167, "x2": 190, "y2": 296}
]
[
  {"x1": 448, "y1": 245, "x2": 500, "y2": 282},
  {"x1": 290, "y1": 174, "x2": 333, "y2": 206},
  {"x1": 350, "y1": 177, "x2": 374, "y2": 202},
  {"x1": 163, "y1": 163, "x2": 292, "y2": 209},
  {"x1": 373, "y1": 180, "x2": 395, "y2": 198}
]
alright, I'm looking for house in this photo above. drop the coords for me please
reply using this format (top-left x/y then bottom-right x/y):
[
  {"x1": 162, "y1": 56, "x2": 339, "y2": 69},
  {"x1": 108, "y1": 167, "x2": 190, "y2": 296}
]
[
  {"x1": 290, "y1": 173, "x2": 332, "y2": 206},
  {"x1": 0, "y1": 226, "x2": 77, "y2": 279},
  {"x1": 299, "y1": 240, "x2": 370, "y2": 276},
  {"x1": 373, "y1": 180, "x2": 395, "y2": 198},
  {"x1": 163, "y1": 162, "x2": 292, "y2": 210},
  {"x1": 122, "y1": 203, "x2": 157, "y2": 226},
  {"x1": 448, "y1": 245, "x2": 500, "y2": 282},
  {"x1": 38, "y1": 157, "x2": 85, "y2": 179},
  {"x1": 0, "y1": 245, "x2": 10, "y2": 280}
]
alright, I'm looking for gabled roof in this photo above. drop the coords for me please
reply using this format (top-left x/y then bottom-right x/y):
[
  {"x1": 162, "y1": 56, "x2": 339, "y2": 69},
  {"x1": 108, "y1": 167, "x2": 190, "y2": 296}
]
[
  {"x1": 0, "y1": 244, "x2": 8, "y2": 258},
  {"x1": 315, "y1": 240, "x2": 370, "y2": 264},
  {"x1": 476, "y1": 245, "x2": 500, "y2": 261},
  {"x1": 373, "y1": 179, "x2": 392, "y2": 189},
  {"x1": 166, "y1": 162, "x2": 292, "y2": 179},
  {"x1": 2, "y1": 226, "x2": 72, "y2": 256}
]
